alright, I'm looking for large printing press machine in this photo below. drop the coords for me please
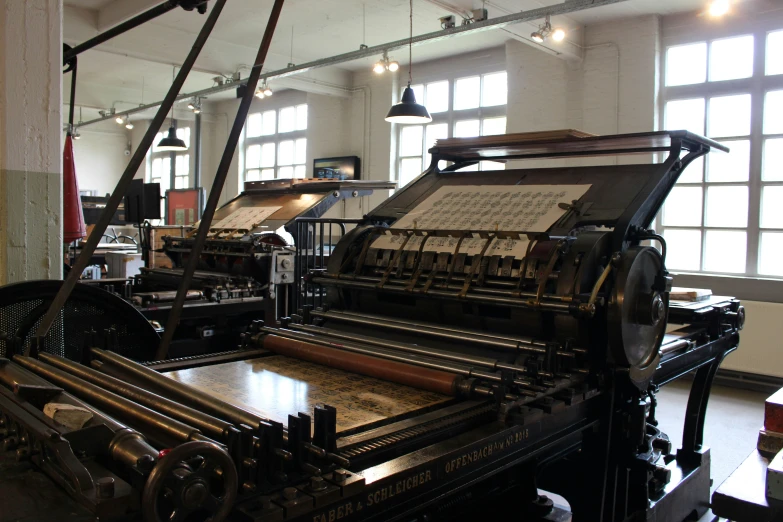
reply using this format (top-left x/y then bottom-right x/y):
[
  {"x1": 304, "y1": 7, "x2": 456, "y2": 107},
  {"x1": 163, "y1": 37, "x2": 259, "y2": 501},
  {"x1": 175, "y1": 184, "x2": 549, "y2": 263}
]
[
  {"x1": 109, "y1": 179, "x2": 394, "y2": 358},
  {"x1": 0, "y1": 130, "x2": 744, "y2": 522}
]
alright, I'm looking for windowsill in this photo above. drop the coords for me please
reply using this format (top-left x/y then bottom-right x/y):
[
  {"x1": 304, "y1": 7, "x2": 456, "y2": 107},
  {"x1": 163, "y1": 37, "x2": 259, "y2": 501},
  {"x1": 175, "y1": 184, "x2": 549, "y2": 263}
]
[{"x1": 669, "y1": 272, "x2": 783, "y2": 303}]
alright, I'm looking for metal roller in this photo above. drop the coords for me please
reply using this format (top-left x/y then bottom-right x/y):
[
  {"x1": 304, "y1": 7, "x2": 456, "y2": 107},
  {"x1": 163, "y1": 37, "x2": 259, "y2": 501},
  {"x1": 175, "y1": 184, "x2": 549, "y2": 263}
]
[
  {"x1": 13, "y1": 356, "x2": 214, "y2": 447},
  {"x1": 38, "y1": 353, "x2": 238, "y2": 442},
  {"x1": 91, "y1": 348, "x2": 268, "y2": 430}
]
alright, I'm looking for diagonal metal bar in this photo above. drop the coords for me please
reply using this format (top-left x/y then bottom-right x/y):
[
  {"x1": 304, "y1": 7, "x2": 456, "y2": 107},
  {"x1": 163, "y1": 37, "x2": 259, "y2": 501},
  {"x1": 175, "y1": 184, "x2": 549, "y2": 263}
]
[
  {"x1": 31, "y1": 0, "x2": 229, "y2": 352},
  {"x1": 64, "y1": 1, "x2": 181, "y2": 63},
  {"x1": 155, "y1": 0, "x2": 286, "y2": 360}
]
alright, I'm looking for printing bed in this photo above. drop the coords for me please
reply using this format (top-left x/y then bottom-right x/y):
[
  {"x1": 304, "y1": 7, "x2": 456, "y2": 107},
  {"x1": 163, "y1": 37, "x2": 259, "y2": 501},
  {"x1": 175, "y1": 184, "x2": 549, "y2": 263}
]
[{"x1": 0, "y1": 130, "x2": 743, "y2": 522}]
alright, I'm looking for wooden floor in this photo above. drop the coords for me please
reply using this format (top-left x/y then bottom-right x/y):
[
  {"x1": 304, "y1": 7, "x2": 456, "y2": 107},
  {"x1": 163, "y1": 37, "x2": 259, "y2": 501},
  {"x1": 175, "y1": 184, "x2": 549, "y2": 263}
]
[{"x1": 166, "y1": 355, "x2": 452, "y2": 433}]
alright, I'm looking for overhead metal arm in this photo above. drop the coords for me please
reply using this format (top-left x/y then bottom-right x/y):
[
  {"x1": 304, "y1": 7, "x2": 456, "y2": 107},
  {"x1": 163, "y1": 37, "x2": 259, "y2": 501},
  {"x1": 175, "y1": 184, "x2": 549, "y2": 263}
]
[
  {"x1": 63, "y1": 0, "x2": 209, "y2": 64},
  {"x1": 31, "y1": 0, "x2": 228, "y2": 352},
  {"x1": 155, "y1": 0, "x2": 287, "y2": 361}
]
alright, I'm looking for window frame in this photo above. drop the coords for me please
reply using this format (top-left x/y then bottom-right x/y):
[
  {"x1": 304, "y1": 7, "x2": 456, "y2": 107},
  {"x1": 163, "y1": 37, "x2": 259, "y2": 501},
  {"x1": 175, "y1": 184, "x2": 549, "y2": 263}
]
[
  {"x1": 243, "y1": 104, "x2": 308, "y2": 182},
  {"x1": 395, "y1": 67, "x2": 508, "y2": 188},
  {"x1": 660, "y1": 18, "x2": 783, "y2": 302}
]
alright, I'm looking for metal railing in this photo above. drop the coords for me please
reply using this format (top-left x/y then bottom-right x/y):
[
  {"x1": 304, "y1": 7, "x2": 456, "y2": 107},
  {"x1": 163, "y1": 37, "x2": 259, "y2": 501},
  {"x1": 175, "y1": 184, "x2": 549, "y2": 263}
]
[{"x1": 293, "y1": 218, "x2": 362, "y2": 313}]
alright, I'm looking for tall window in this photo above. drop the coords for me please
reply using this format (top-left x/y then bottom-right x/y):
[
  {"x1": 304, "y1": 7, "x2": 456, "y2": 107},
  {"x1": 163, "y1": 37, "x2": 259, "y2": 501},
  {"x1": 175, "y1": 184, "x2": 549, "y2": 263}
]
[
  {"x1": 148, "y1": 127, "x2": 191, "y2": 190},
  {"x1": 661, "y1": 29, "x2": 783, "y2": 279},
  {"x1": 397, "y1": 71, "x2": 508, "y2": 187},
  {"x1": 244, "y1": 104, "x2": 308, "y2": 181}
]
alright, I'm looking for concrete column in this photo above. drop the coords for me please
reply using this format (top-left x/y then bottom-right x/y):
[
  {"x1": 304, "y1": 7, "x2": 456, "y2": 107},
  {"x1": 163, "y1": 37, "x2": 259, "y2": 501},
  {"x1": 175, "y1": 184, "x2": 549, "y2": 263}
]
[{"x1": 0, "y1": 0, "x2": 63, "y2": 284}]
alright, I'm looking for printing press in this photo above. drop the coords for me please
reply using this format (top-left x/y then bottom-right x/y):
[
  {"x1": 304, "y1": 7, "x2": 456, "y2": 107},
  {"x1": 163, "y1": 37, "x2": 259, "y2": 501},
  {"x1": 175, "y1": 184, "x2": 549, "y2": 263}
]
[
  {"x1": 122, "y1": 179, "x2": 393, "y2": 357},
  {"x1": 0, "y1": 130, "x2": 744, "y2": 522}
]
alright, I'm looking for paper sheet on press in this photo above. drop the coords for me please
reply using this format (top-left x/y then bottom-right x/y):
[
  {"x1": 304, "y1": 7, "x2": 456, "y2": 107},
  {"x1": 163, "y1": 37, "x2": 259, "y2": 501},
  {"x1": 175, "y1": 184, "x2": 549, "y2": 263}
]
[
  {"x1": 211, "y1": 206, "x2": 282, "y2": 230},
  {"x1": 372, "y1": 185, "x2": 590, "y2": 258}
]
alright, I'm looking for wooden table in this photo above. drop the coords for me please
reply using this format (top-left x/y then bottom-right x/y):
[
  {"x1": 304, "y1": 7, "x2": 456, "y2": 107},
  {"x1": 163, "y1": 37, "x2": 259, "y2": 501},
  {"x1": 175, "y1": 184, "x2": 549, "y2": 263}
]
[{"x1": 711, "y1": 450, "x2": 783, "y2": 521}]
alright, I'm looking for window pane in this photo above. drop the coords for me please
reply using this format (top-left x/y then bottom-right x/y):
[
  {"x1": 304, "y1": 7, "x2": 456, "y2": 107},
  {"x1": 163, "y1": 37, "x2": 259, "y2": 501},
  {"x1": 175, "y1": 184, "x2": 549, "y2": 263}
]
[
  {"x1": 709, "y1": 35, "x2": 754, "y2": 82},
  {"x1": 704, "y1": 230, "x2": 746, "y2": 273},
  {"x1": 261, "y1": 168, "x2": 275, "y2": 180},
  {"x1": 705, "y1": 185, "x2": 748, "y2": 228},
  {"x1": 482, "y1": 117, "x2": 507, "y2": 136},
  {"x1": 279, "y1": 107, "x2": 296, "y2": 133},
  {"x1": 663, "y1": 187, "x2": 703, "y2": 226},
  {"x1": 481, "y1": 161, "x2": 505, "y2": 171},
  {"x1": 296, "y1": 104, "x2": 308, "y2": 130},
  {"x1": 294, "y1": 165, "x2": 306, "y2": 179},
  {"x1": 761, "y1": 186, "x2": 783, "y2": 228},
  {"x1": 678, "y1": 156, "x2": 703, "y2": 183},
  {"x1": 763, "y1": 138, "x2": 783, "y2": 181},
  {"x1": 246, "y1": 169, "x2": 261, "y2": 181},
  {"x1": 663, "y1": 229, "x2": 702, "y2": 270},
  {"x1": 400, "y1": 157, "x2": 423, "y2": 187},
  {"x1": 454, "y1": 76, "x2": 480, "y2": 110},
  {"x1": 759, "y1": 232, "x2": 783, "y2": 276},
  {"x1": 706, "y1": 140, "x2": 750, "y2": 182},
  {"x1": 246, "y1": 144, "x2": 261, "y2": 169},
  {"x1": 278, "y1": 140, "x2": 294, "y2": 165},
  {"x1": 764, "y1": 90, "x2": 783, "y2": 134},
  {"x1": 400, "y1": 126, "x2": 423, "y2": 157},
  {"x1": 425, "y1": 81, "x2": 449, "y2": 113},
  {"x1": 425, "y1": 123, "x2": 448, "y2": 166},
  {"x1": 152, "y1": 157, "x2": 163, "y2": 179},
  {"x1": 158, "y1": 157, "x2": 171, "y2": 191},
  {"x1": 260, "y1": 143, "x2": 276, "y2": 168},
  {"x1": 176, "y1": 154, "x2": 189, "y2": 176},
  {"x1": 174, "y1": 176, "x2": 187, "y2": 189},
  {"x1": 767, "y1": 30, "x2": 783, "y2": 76},
  {"x1": 708, "y1": 94, "x2": 751, "y2": 137},
  {"x1": 278, "y1": 166, "x2": 294, "y2": 179},
  {"x1": 295, "y1": 138, "x2": 307, "y2": 165},
  {"x1": 457, "y1": 163, "x2": 479, "y2": 172},
  {"x1": 262, "y1": 110, "x2": 276, "y2": 135},
  {"x1": 482, "y1": 72, "x2": 507, "y2": 107},
  {"x1": 666, "y1": 43, "x2": 707, "y2": 86},
  {"x1": 664, "y1": 98, "x2": 705, "y2": 135},
  {"x1": 247, "y1": 113, "x2": 262, "y2": 138},
  {"x1": 454, "y1": 119, "x2": 480, "y2": 138},
  {"x1": 176, "y1": 128, "x2": 190, "y2": 148}
]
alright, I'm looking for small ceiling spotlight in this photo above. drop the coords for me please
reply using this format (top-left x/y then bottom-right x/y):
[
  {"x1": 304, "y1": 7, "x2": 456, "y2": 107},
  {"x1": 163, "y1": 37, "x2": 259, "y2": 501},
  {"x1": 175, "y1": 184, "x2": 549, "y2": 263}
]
[
  {"x1": 73, "y1": 129, "x2": 81, "y2": 140},
  {"x1": 124, "y1": 117, "x2": 134, "y2": 130},
  {"x1": 261, "y1": 82, "x2": 273, "y2": 97},
  {"x1": 187, "y1": 97, "x2": 203, "y2": 114},
  {"x1": 255, "y1": 89, "x2": 266, "y2": 99},
  {"x1": 115, "y1": 115, "x2": 124, "y2": 125},
  {"x1": 372, "y1": 51, "x2": 400, "y2": 74},
  {"x1": 530, "y1": 15, "x2": 565, "y2": 44},
  {"x1": 708, "y1": 0, "x2": 730, "y2": 17}
]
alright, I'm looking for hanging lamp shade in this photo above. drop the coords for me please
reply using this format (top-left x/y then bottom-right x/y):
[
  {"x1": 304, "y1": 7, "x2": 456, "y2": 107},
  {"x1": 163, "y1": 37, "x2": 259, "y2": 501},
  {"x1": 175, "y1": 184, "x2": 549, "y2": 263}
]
[
  {"x1": 63, "y1": 134, "x2": 87, "y2": 244},
  {"x1": 385, "y1": 83, "x2": 432, "y2": 124},
  {"x1": 156, "y1": 125, "x2": 188, "y2": 152}
]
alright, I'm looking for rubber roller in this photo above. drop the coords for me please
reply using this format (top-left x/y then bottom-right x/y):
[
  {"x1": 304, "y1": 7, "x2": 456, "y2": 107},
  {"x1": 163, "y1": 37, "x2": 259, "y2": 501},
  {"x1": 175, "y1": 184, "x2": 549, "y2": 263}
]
[{"x1": 261, "y1": 334, "x2": 462, "y2": 396}]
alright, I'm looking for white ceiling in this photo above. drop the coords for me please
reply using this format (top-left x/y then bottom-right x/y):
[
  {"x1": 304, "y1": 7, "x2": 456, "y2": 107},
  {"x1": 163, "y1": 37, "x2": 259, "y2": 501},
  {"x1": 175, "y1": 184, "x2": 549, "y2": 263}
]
[{"x1": 63, "y1": 0, "x2": 711, "y2": 126}]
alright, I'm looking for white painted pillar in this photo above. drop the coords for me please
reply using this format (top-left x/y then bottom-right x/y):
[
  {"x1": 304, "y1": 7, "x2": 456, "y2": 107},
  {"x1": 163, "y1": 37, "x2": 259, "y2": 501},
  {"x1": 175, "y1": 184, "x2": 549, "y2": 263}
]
[{"x1": 0, "y1": 0, "x2": 63, "y2": 284}]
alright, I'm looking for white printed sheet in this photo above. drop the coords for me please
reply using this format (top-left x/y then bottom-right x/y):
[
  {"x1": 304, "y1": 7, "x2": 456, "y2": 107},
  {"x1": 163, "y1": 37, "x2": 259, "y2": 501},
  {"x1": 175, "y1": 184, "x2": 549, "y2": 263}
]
[
  {"x1": 371, "y1": 185, "x2": 590, "y2": 258},
  {"x1": 211, "y1": 206, "x2": 282, "y2": 230}
]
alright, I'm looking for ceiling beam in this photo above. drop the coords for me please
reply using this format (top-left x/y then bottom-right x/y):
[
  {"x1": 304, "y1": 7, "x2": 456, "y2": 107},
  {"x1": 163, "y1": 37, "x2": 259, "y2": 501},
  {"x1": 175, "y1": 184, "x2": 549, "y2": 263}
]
[{"x1": 98, "y1": 0, "x2": 163, "y2": 31}]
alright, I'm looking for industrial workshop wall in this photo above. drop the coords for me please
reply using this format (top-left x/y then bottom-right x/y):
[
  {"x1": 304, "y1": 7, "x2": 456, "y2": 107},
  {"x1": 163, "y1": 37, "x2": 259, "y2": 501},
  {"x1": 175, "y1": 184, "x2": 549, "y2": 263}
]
[
  {"x1": 0, "y1": 0, "x2": 63, "y2": 285},
  {"x1": 71, "y1": 129, "x2": 133, "y2": 197}
]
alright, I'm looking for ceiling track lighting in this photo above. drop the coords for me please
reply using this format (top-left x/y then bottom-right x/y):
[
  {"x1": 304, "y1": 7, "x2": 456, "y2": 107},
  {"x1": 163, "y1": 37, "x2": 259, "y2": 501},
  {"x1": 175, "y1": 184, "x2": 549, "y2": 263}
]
[
  {"x1": 72, "y1": 128, "x2": 81, "y2": 140},
  {"x1": 372, "y1": 51, "x2": 400, "y2": 74},
  {"x1": 531, "y1": 14, "x2": 566, "y2": 43},
  {"x1": 255, "y1": 82, "x2": 274, "y2": 99},
  {"x1": 188, "y1": 97, "x2": 203, "y2": 114},
  {"x1": 124, "y1": 117, "x2": 134, "y2": 130}
]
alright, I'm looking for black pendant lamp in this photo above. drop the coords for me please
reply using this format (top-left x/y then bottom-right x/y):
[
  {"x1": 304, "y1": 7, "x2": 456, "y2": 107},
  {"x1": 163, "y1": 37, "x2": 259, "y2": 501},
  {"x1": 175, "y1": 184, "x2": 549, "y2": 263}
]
[
  {"x1": 157, "y1": 67, "x2": 189, "y2": 152},
  {"x1": 386, "y1": 0, "x2": 431, "y2": 124},
  {"x1": 157, "y1": 122, "x2": 188, "y2": 152}
]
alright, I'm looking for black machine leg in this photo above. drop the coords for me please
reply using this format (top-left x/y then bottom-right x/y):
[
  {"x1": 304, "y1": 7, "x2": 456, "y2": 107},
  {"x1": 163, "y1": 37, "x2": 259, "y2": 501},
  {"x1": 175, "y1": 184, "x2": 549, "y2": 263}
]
[{"x1": 678, "y1": 352, "x2": 728, "y2": 464}]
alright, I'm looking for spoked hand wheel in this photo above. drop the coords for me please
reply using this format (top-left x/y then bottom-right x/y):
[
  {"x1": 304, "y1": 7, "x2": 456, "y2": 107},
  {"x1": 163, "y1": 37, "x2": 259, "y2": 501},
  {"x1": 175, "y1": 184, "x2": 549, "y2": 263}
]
[{"x1": 142, "y1": 441, "x2": 238, "y2": 522}]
